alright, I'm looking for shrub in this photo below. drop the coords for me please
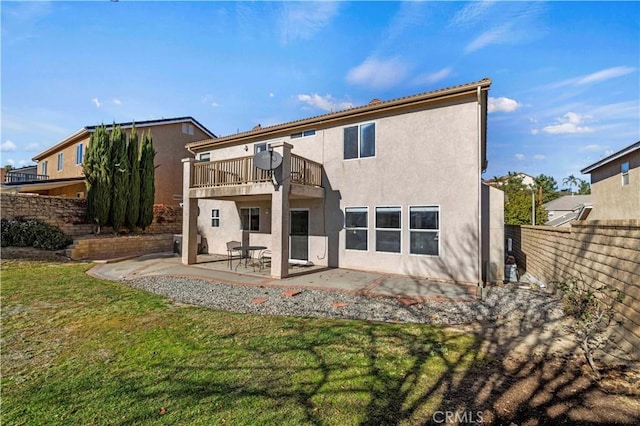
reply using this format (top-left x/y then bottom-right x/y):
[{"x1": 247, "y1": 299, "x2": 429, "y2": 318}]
[
  {"x1": 1, "y1": 218, "x2": 73, "y2": 250},
  {"x1": 554, "y1": 275, "x2": 625, "y2": 379}
]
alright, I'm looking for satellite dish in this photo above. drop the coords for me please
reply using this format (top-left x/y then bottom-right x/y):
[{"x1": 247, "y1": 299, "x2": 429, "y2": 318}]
[{"x1": 253, "y1": 149, "x2": 283, "y2": 170}]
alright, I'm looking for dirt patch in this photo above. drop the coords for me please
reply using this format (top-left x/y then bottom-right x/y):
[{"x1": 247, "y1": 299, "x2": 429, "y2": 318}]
[{"x1": 1, "y1": 247, "x2": 72, "y2": 263}]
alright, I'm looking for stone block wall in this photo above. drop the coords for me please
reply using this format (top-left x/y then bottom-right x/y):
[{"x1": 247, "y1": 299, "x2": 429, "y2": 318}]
[
  {"x1": 1, "y1": 193, "x2": 182, "y2": 236},
  {"x1": 66, "y1": 234, "x2": 174, "y2": 260},
  {"x1": 505, "y1": 221, "x2": 640, "y2": 358}
]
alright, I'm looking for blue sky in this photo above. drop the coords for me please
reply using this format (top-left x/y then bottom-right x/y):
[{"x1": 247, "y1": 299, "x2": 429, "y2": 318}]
[{"x1": 2, "y1": 1, "x2": 639, "y2": 187}]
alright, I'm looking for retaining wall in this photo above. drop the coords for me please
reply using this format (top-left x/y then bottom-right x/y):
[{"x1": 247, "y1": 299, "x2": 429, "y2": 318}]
[
  {"x1": 505, "y1": 221, "x2": 640, "y2": 358},
  {"x1": 66, "y1": 234, "x2": 174, "y2": 260}
]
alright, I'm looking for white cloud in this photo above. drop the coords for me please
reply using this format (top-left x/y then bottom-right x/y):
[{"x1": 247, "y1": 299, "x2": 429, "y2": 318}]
[
  {"x1": 514, "y1": 153, "x2": 525, "y2": 160},
  {"x1": 297, "y1": 93, "x2": 354, "y2": 112},
  {"x1": 346, "y1": 56, "x2": 409, "y2": 89},
  {"x1": 5, "y1": 159, "x2": 15, "y2": 166},
  {"x1": 413, "y1": 67, "x2": 452, "y2": 85},
  {"x1": 579, "y1": 144, "x2": 606, "y2": 152},
  {"x1": 112, "y1": 99, "x2": 122, "y2": 105},
  {"x1": 549, "y1": 66, "x2": 636, "y2": 89},
  {"x1": 465, "y1": 24, "x2": 513, "y2": 53},
  {"x1": 25, "y1": 143, "x2": 42, "y2": 152},
  {"x1": 450, "y1": 1, "x2": 495, "y2": 27},
  {"x1": 533, "y1": 154, "x2": 545, "y2": 160},
  {"x1": 92, "y1": 97, "x2": 101, "y2": 108},
  {"x1": 488, "y1": 96, "x2": 521, "y2": 113},
  {"x1": 269, "y1": 92, "x2": 275, "y2": 98},
  {"x1": 542, "y1": 112, "x2": 593, "y2": 134},
  {"x1": 1, "y1": 140, "x2": 17, "y2": 152},
  {"x1": 279, "y1": 2, "x2": 338, "y2": 44}
]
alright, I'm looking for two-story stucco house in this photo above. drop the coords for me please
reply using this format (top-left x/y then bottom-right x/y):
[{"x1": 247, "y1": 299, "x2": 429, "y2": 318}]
[
  {"x1": 14, "y1": 117, "x2": 215, "y2": 205},
  {"x1": 181, "y1": 79, "x2": 504, "y2": 284},
  {"x1": 581, "y1": 141, "x2": 640, "y2": 220}
]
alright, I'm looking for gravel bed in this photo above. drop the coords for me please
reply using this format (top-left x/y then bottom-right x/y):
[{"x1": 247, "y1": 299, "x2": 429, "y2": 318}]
[{"x1": 123, "y1": 276, "x2": 565, "y2": 326}]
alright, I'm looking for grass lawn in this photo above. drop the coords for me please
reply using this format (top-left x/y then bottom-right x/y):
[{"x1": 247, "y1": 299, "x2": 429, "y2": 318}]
[{"x1": 1, "y1": 259, "x2": 483, "y2": 425}]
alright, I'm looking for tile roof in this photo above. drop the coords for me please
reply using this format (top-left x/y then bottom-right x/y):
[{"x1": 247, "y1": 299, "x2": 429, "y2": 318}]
[{"x1": 188, "y1": 78, "x2": 492, "y2": 149}]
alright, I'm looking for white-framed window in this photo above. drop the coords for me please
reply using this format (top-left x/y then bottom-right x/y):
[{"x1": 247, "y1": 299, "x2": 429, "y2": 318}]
[
  {"x1": 345, "y1": 207, "x2": 368, "y2": 251},
  {"x1": 291, "y1": 129, "x2": 316, "y2": 139},
  {"x1": 240, "y1": 207, "x2": 260, "y2": 231},
  {"x1": 57, "y1": 153, "x2": 63, "y2": 171},
  {"x1": 41, "y1": 160, "x2": 48, "y2": 176},
  {"x1": 409, "y1": 206, "x2": 440, "y2": 256},
  {"x1": 254, "y1": 143, "x2": 268, "y2": 154},
  {"x1": 211, "y1": 209, "x2": 220, "y2": 227},
  {"x1": 344, "y1": 122, "x2": 375, "y2": 160},
  {"x1": 622, "y1": 161, "x2": 630, "y2": 186},
  {"x1": 76, "y1": 143, "x2": 83, "y2": 165},
  {"x1": 199, "y1": 152, "x2": 211, "y2": 161},
  {"x1": 375, "y1": 206, "x2": 401, "y2": 253}
]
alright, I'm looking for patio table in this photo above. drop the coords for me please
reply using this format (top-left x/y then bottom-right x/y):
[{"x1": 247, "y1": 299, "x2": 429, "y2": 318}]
[{"x1": 232, "y1": 245, "x2": 267, "y2": 272}]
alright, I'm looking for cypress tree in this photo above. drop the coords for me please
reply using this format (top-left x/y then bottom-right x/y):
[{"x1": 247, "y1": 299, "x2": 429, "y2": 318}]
[
  {"x1": 110, "y1": 125, "x2": 129, "y2": 234},
  {"x1": 138, "y1": 130, "x2": 156, "y2": 231},
  {"x1": 125, "y1": 124, "x2": 141, "y2": 232},
  {"x1": 83, "y1": 125, "x2": 111, "y2": 234}
]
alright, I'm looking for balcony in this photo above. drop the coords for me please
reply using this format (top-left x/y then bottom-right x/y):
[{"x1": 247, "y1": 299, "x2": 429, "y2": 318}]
[
  {"x1": 4, "y1": 173, "x2": 50, "y2": 183},
  {"x1": 188, "y1": 153, "x2": 323, "y2": 200}
]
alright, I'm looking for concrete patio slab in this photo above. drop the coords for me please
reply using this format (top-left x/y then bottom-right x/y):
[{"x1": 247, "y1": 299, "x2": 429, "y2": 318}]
[{"x1": 89, "y1": 252, "x2": 481, "y2": 301}]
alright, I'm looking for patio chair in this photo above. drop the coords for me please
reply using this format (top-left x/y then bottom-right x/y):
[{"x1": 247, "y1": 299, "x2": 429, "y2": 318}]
[
  {"x1": 226, "y1": 240, "x2": 242, "y2": 269},
  {"x1": 258, "y1": 249, "x2": 271, "y2": 271}
]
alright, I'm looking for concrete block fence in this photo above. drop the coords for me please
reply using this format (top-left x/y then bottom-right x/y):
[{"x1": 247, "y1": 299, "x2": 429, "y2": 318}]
[
  {"x1": 1, "y1": 193, "x2": 182, "y2": 236},
  {"x1": 505, "y1": 221, "x2": 640, "y2": 359}
]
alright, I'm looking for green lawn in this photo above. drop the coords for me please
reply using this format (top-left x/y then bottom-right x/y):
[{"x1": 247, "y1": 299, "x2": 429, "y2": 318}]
[{"x1": 1, "y1": 260, "x2": 482, "y2": 425}]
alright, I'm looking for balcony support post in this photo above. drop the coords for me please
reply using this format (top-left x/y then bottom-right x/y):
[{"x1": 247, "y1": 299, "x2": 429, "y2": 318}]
[
  {"x1": 270, "y1": 142, "x2": 293, "y2": 279},
  {"x1": 181, "y1": 158, "x2": 198, "y2": 265}
]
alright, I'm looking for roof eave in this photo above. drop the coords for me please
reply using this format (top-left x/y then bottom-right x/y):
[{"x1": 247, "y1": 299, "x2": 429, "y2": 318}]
[
  {"x1": 581, "y1": 141, "x2": 640, "y2": 174},
  {"x1": 188, "y1": 78, "x2": 492, "y2": 151}
]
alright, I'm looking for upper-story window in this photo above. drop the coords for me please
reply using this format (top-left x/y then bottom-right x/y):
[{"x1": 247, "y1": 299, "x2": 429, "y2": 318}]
[
  {"x1": 199, "y1": 152, "x2": 211, "y2": 161},
  {"x1": 76, "y1": 143, "x2": 84, "y2": 165},
  {"x1": 344, "y1": 123, "x2": 375, "y2": 159},
  {"x1": 622, "y1": 161, "x2": 630, "y2": 186},
  {"x1": 41, "y1": 161, "x2": 48, "y2": 176},
  {"x1": 57, "y1": 153, "x2": 63, "y2": 171},
  {"x1": 291, "y1": 130, "x2": 316, "y2": 139},
  {"x1": 182, "y1": 123, "x2": 195, "y2": 135},
  {"x1": 255, "y1": 143, "x2": 268, "y2": 154}
]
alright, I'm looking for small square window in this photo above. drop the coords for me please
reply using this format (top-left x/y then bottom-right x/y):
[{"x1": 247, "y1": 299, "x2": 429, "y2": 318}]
[
  {"x1": 211, "y1": 209, "x2": 220, "y2": 227},
  {"x1": 255, "y1": 143, "x2": 267, "y2": 154},
  {"x1": 199, "y1": 152, "x2": 211, "y2": 161}
]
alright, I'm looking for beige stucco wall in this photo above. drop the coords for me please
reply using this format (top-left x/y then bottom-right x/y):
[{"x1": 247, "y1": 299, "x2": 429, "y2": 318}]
[
  {"x1": 589, "y1": 150, "x2": 640, "y2": 220},
  {"x1": 35, "y1": 122, "x2": 209, "y2": 205},
  {"x1": 195, "y1": 94, "x2": 486, "y2": 283}
]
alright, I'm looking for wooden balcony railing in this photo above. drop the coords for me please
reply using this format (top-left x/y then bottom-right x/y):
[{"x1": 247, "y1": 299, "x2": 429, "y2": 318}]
[
  {"x1": 4, "y1": 173, "x2": 50, "y2": 183},
  {"x1": 191, "y1": 154, "x2": 322, "y2": 188}
]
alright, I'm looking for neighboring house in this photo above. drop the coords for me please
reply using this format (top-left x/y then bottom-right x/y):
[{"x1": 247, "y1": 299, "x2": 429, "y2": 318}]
[
  {"x1": 485, "y1": 172, "x2": 535, "y2": 188},
  {"x1": 6, "y1": 117, "x2": 215, "y2": 205},
  {"x1": 581, "y1": 141, "x2": 640, "y2": 220},
  {"x1": 543, "y1": 194, "x2": 592, "y2": 227},
  {"x1": 3, "y1": 165, "x2": 42, "y2": 183},
  {"x1": 181, "y1": 78, "x2": 505, "y2": 284}
]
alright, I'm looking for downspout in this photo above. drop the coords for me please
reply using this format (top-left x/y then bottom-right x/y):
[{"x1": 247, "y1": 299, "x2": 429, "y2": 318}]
[{"x1": 477, "y1": 85, "x2": 484, "y2": 297}]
